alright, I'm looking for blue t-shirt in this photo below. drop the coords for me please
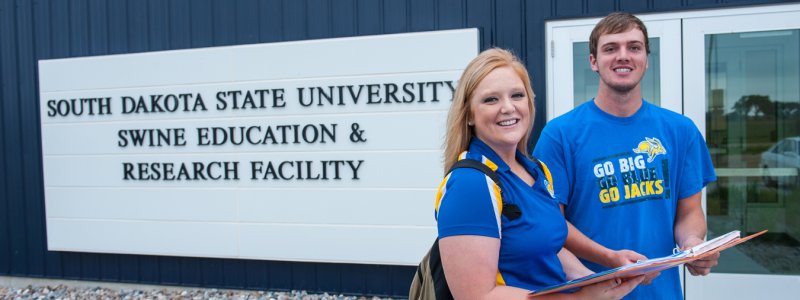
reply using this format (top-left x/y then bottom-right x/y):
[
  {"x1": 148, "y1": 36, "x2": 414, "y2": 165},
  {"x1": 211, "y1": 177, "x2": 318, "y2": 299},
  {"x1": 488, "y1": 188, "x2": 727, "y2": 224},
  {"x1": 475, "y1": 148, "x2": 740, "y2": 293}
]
[
  {"x1": 533, "y1": 100, "x2": 716, "y2": 299},
  {"x1": 436, "y1": 138, "x2": 567, "y2": 291}
]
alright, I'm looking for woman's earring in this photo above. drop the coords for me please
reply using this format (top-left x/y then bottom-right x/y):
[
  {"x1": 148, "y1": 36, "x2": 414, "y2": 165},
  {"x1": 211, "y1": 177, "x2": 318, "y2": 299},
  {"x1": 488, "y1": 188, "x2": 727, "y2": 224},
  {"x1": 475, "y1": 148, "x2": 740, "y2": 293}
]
[{"x1": 467, "y1": 121, "x2": 474, "y2": 126}]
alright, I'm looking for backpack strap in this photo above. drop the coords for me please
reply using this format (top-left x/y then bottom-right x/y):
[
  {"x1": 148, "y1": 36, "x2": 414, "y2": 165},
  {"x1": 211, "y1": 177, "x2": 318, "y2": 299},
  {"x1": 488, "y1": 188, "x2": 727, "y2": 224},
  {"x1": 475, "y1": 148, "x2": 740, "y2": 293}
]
[
  {"x1": 447, "y1": 159, "x2": 503, "y2": 191},
  {"x1": 446, "y1": 158, "x2": 522, "y2": 223}
]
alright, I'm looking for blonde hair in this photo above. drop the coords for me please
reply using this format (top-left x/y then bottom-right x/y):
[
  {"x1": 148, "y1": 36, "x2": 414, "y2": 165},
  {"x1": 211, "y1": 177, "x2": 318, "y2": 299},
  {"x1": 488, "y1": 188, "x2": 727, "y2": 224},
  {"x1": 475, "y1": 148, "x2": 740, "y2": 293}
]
[{"x1": 443, "y1": 48, "x2": 535, "y2": 173}]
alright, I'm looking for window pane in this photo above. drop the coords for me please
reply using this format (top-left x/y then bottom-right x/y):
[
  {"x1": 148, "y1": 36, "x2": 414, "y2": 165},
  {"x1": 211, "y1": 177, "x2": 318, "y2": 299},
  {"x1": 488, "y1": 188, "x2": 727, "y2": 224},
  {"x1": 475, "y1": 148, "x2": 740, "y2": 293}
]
[
  {"x1": 572, "y1": 38, "x2": 660, "y2": 106},
  {"x1": 705, "y1": 29, "x2": 800, "y2": 275}
]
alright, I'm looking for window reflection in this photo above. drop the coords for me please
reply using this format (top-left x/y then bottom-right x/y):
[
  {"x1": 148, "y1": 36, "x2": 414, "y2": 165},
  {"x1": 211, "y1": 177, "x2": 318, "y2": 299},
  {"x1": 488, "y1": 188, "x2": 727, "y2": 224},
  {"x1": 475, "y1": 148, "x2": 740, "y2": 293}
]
[{"x1": 705, "y1": 29, "x2": 800, "y2": 275}]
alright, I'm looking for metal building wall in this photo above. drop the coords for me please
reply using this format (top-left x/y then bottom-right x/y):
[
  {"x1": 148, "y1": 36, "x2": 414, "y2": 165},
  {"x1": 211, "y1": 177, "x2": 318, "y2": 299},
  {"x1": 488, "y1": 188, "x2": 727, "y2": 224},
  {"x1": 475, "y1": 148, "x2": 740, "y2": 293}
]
[{"x1": 0, "y1": 0, "x2": 794, "y2": 297}]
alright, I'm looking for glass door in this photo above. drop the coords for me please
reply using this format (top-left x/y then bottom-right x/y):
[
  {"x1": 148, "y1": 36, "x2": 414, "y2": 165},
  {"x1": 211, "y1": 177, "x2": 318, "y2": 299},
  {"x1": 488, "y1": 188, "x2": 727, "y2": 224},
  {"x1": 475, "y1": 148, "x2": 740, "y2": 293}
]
[
  {"x1": 546, "y1": 18, "x2": 682, "y2": 119},
  {"x1": 683, "y1": 6, "x2": 800, "y2": 299}
]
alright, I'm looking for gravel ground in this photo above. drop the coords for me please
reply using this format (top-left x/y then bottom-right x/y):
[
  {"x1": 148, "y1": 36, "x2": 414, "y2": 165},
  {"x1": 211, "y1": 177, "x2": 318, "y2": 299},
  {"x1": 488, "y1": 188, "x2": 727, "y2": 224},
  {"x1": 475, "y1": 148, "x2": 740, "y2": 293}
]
[{"x1": 0, "y1": 284, "x2": 398, "y2": 300}]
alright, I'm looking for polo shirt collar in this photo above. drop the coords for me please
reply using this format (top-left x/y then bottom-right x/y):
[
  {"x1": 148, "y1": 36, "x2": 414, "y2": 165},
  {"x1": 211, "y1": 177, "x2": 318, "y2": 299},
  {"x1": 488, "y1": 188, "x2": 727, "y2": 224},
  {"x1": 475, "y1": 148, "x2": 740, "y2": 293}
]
[{"x1": 468, "y1": 138, "x2": 537, "y2": 175}]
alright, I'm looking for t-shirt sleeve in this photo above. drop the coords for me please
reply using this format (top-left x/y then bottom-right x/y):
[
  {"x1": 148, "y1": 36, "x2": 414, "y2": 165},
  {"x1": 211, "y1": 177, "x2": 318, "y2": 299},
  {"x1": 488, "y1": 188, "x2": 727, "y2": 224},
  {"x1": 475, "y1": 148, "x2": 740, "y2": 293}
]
[
  {"x1": 436, "y1": 168, "x2": 502, "y2": 239},
  {"x1": 533, "y1": 128, "x2": 571, "y2": 206},
  {"x1": 677, "y1": 127, "x2": 717, "y2": 200}
]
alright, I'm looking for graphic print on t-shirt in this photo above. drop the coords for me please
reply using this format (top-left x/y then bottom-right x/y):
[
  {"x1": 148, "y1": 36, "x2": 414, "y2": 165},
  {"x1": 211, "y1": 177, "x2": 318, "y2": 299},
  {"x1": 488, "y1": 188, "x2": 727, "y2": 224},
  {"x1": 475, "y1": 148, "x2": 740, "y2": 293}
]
[
  {"x1": 592, "y1": 137, "x2": 671, "y2": 207},
  {"x1": 632, "y1": 137, "x2": 666, "y2": 162}
]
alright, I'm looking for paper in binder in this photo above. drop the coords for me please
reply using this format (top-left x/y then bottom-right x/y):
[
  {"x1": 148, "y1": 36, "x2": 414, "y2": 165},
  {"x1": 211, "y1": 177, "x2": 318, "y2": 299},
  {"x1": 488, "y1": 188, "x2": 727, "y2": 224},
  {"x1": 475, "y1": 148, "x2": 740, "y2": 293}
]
[{"x1": 529, "y1": 230, "x2": 767, "y2": 297}]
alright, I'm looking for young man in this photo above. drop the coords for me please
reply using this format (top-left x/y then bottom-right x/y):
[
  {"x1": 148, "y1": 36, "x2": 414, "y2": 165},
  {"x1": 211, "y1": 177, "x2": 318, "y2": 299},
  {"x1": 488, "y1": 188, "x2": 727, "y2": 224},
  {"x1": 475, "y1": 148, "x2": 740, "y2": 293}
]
[{"x1": 533, "y1": 12, "x2": 719, "y2": 299}]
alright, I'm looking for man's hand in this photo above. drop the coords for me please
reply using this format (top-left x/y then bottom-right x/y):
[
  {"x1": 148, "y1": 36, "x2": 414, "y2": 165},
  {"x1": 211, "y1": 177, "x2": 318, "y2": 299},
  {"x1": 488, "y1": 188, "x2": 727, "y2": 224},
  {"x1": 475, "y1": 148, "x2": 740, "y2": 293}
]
[
  {"x1": 681, "y1": 236, "x2": 720, "y2": 276},
  {"x1": 605, "y1": 249, "x2": 660, "y2": 285},
  {"x1": 605, "y1": 249, "x2": 644, "y2": 267}
]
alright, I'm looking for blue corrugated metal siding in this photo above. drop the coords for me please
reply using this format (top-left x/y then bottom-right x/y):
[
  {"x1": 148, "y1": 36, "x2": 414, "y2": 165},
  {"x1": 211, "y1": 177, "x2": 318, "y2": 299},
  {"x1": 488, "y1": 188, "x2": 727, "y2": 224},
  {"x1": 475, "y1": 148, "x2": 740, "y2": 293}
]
[
  {"x1": 1, "y1": 0, "x2": 798, "y2": 297},
  {"x1": 0, "y1": 0, "x2": 10, "y2": 278}
]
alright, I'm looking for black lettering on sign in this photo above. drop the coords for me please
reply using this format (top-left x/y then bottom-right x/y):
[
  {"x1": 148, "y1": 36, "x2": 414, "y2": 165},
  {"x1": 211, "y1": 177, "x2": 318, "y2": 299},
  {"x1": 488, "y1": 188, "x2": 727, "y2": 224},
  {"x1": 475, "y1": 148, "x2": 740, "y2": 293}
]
[
  {"x1": 122, "y1": 161, "x2": 239, "y2": 180},
  {"x1": 196, "y1": 124, "x2": 336, "y2": 146},
  {"x1": 250, "y1": 160, "x2": 364, "y2": 180},
  {"x1": 121, "y1": 93, "x2": 206, "y2": 114},
  {"x1": 46, "y1": 97, "x2": 112, "y2": 117},
  {"x1": 296, "y1": 81, "x2": 455, "y2": 106},
  {"x1": 215, "y1": 89, "x2": 286, "y2": 110},
  {"x1": 118, "y1": 128, "x2": 187, "y2": 147}
]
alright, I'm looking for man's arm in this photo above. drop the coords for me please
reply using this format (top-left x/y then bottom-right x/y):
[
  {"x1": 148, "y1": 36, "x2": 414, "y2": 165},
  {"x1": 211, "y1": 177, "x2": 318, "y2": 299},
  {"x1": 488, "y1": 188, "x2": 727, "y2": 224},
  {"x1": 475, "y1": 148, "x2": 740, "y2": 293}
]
[
  {"x1": 674, "y1": 191, "x2": 719, "y2": 275},
  {"x1": 564, "y1": 220, "x2": 645, "y2": 268},
  {"x1": 561, "y1": 206, "x2": 659, "y2": 284},
  {"x1": 561, "y1": 205, "x2": 646, "y2": 268}
]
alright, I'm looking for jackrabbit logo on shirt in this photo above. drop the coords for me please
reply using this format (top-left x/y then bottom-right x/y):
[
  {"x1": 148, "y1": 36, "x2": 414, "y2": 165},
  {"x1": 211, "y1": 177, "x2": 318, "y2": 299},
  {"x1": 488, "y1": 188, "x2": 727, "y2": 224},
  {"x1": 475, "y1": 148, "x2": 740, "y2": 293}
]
[
  {"x1": 591, "y1": 137, "x2": 669, "y2": 205},
  {"x1": 632, "y1": 137, "x2": 667, "y2": 162}
]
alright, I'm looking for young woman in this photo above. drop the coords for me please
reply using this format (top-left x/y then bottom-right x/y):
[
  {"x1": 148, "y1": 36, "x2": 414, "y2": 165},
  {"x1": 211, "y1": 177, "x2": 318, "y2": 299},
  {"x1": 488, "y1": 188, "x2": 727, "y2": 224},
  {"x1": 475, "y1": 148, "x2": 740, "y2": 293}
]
[{"x1": 435, "y1": 48, "x2": 643, "y2": 299}]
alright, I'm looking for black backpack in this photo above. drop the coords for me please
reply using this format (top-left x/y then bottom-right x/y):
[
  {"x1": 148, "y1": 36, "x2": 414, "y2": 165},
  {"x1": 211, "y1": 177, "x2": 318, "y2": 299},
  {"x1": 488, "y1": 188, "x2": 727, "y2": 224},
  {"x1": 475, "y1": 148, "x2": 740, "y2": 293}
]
[{"x1": 408, "y1": 158, "x2": 521, "y2": 300}]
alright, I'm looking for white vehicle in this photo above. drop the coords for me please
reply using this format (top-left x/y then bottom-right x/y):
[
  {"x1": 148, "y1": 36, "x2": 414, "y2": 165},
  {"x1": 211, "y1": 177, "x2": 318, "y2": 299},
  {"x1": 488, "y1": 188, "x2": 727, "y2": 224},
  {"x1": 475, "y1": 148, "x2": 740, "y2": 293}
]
[{"x1": 760, "y1": 136, "x2": 800, "y2": 187}]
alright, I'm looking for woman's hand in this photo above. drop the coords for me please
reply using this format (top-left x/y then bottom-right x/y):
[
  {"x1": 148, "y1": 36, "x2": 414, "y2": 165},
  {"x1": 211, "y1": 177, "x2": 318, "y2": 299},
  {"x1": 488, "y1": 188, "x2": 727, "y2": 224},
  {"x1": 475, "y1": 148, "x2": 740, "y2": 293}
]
[
  {"x1": 575, "y1": 275, "x2": 645, "y2": 300},
  {"x1": 557, "y1": 248, "x2": 594, "y2": 281}
]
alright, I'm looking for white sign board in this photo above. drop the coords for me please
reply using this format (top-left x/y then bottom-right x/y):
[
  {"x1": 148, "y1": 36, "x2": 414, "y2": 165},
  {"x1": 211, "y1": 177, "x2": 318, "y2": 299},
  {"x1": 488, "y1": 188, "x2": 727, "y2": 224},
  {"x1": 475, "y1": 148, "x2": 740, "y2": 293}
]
[{"x1": 39, "y1": 29, "x2": 478, "y2": 265}]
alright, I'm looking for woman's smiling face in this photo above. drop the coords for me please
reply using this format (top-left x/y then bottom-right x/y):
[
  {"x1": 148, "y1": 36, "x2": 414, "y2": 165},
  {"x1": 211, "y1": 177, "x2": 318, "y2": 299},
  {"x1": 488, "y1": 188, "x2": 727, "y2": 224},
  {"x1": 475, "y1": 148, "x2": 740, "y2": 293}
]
[{"x1": 469, "y1": 66, "x2": 531, "y2": 155}]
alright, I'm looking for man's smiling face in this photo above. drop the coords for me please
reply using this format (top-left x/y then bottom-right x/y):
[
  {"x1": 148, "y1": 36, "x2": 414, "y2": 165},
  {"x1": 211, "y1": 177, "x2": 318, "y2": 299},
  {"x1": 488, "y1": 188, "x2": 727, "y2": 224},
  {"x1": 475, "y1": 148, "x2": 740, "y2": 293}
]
[{"x1": 590, "y1": 28, "x2": 649, "y2": 94}]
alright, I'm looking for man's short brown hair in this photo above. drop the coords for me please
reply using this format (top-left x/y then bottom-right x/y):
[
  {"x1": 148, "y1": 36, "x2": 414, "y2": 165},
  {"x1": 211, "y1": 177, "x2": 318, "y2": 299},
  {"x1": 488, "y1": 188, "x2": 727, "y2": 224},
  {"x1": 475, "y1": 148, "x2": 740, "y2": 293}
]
[{"x1": 589, "y1": 12, "x2": 650, "y2": 57}]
